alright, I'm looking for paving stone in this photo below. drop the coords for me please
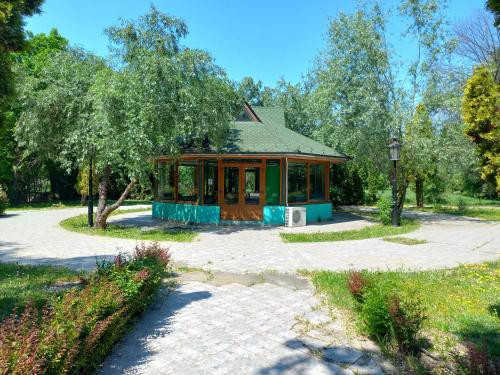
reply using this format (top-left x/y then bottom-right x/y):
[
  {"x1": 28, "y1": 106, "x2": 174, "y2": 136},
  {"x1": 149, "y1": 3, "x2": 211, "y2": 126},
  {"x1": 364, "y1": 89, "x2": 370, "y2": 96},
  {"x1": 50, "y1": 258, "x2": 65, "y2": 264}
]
[
  {"x1": 206, "y1": 271, "x2": 260, "y2": 286},
  {"x1": 323, "y1": 346, "x2": 364, "y2": 364}
]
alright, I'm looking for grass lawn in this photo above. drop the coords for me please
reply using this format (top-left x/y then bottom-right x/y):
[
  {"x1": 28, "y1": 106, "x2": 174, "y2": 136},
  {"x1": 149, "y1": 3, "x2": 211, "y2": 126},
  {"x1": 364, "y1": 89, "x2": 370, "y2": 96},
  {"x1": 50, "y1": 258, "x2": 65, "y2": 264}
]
[
  {"x1": 60, "y1": 208, "x2": 197, "y2": 242},
  {"x1": 380, "y1": 189, "x2": 500, "y2": 207},
  {"x1": 6, "y1": 199, "x2": 152, "y2": 211},
  {"x1": 0, "y1": 262, "x2": 82, "y2": 320},
  {"x1": 280, "y1": 219, "x2": 420, "y2": 243},
  {"x1": 305, "y1": 261, "x2": 500, "y2": 359},
  {"x1": 415, "y1": 206, "x2": 500, "y2": 221}
]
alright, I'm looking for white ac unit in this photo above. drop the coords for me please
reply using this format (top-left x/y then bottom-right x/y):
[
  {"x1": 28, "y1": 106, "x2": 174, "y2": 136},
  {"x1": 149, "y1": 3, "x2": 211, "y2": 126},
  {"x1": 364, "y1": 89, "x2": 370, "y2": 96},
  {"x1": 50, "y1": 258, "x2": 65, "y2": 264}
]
[{"x1": 285, "y1": 207, "x2": 306, "y2": 227}]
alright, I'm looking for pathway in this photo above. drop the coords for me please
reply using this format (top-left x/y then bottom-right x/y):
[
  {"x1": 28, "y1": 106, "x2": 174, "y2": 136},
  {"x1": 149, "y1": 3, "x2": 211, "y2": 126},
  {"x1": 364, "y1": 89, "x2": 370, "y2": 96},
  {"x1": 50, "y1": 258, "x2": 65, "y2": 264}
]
[{"x1": 0, "y1": 207, "x2": 498, "y2": 272}]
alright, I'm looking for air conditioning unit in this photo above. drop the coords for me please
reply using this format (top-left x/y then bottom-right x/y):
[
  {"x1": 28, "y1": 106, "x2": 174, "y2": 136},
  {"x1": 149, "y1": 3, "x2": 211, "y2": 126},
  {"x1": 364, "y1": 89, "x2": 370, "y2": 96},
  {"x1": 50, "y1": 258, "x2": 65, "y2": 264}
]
[{"x1": 285, "y1": 207, "x2": 306, "y2": 227}]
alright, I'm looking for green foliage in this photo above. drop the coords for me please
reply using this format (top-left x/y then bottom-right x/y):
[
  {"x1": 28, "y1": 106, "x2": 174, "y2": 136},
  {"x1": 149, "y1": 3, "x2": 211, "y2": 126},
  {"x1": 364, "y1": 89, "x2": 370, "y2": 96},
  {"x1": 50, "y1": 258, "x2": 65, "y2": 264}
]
[
  {"x1": 0, "y1": 185, "x2": 6, "y2": 214},
  {"x1": 388, "y1": 291, "x2": 427, "y2": 353},
  {"x1": 462, "y1": 66, "x2": 500, "y2": 194},
  {"x1": 376, "y1": 195, "x2": 393, "y2": 225},
  {"x1": 310, "y1": 262, "x2": 500, "y2": 360},
  {"x1": 0, "y1": 262, "x2": 81, "y2": 319},
  {"x1": 0, "y1": 0, "x2": 44, "y2": 106},
  {"x1": 0, "y1": 242, "x2": 170, "y2": 374},
  {"x1": 15, "y1": 7, "x2": 240, "y2": 227},
  {"x1": 360, "y1": 284, "x2": 392, "y2": 341},
  {"x1": 330, "y1": 163, "x2": 365, "y2": 206},
  {"x1": 74, "y1": 163, "x2": 98, "y2": 198}
]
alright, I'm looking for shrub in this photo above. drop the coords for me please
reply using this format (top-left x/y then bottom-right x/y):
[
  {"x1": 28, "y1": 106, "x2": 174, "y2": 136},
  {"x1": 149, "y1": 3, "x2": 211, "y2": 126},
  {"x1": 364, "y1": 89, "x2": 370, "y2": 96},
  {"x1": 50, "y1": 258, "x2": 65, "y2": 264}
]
[
  {"x1": 0, "y1": 187, "x2": 7, "y2": 215},
  {"x1": 0, "y1": 242, "x2": 170, "y2": 374},
  {"x1": 387, "y1": 292, "x2": 426, "y2": 353},
  {"x1": 347, "y1": 271, "x2": 369, "y2": 303},
  {"x1": 376, "y1": 196, "x2": 392, "y2": 225},
  {"x1": 463, "y1": 342, "x2": 500, "y2": 375},
  {"x1": 456, "y1": 197, "x2": 467, "y2": 214},
  {"x1": 360, "y1": 285, "x2": 392, "y2": 341}
]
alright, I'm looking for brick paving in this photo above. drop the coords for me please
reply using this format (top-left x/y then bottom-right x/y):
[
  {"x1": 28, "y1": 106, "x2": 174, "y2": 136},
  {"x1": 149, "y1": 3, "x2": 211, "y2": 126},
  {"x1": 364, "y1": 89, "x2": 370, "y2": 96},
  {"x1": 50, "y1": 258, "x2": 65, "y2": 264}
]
[{"x1": 0, "y1": 207, "x2": 498, "y2": 272}]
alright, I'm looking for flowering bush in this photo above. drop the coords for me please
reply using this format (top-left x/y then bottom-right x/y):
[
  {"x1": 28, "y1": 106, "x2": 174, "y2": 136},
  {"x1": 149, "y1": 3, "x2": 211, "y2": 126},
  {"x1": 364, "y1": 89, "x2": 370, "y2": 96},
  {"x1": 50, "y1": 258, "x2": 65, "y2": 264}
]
[
  {"x1": 387, "y1": 292, "x2": 426, "y2": 353},
  {"x1": 347, "y1": 271, "x2": 369, "y2": 303},
  {"x1": 0, "y1": 242, "x2": 170, "y2": 374}
]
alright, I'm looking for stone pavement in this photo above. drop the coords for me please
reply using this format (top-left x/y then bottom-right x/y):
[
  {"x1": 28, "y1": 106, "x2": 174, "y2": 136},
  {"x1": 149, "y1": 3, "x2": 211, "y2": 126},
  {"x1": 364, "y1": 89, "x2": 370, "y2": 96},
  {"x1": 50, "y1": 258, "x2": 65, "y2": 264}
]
[
  {"x1": 1, "y1": 206, "x2": 498, "y2": 374},
  {"x1": 0, "y1": 206, "x2": 498, "y2": 272},
  {"x1": 99, "y1": 279, "x2": 389, "y2": 375}
]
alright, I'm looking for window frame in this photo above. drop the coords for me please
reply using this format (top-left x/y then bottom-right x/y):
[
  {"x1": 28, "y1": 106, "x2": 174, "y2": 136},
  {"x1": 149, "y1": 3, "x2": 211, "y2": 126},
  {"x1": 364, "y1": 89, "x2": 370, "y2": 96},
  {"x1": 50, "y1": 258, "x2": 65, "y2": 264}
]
[{"x1": 287, "y1": 158, "x2": 329, "y2": 205}]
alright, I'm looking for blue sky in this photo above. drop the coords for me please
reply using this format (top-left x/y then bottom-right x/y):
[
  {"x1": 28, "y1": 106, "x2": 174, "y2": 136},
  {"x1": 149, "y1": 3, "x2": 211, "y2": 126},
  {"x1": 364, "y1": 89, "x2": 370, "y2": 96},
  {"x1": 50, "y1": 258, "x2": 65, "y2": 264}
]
[{"x1": 25, "y1": 0, "x2": 482, "y2": 86}]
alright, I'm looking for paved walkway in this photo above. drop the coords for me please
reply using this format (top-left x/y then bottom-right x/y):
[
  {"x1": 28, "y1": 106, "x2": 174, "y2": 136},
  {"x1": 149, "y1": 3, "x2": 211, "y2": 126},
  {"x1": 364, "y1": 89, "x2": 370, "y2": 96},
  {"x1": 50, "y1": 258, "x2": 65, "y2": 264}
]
[
  {"x1": 1, "y1": 207, "x2": 498, "y2": 272},
  {"x1": 1, "y1": 207, "x2": 498, "y2": 374},
  {"x1": 99, "y1": 279, "x2": 389, "y2": 375}
]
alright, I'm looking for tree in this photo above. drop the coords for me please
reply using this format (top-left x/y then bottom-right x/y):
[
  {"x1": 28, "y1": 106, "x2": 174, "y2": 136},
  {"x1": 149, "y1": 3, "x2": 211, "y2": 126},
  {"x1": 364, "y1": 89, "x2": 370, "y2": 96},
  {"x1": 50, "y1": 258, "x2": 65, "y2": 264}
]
[
  {"x1": 16, "y1": 7, "x2": 240, "y2": 228},
  {"x1": 236, "y1": 76, "x2": 272, "y2": 105},
  {"x1": 486, "y1": 0, "x2": 500, "y2": 27},
  {"x1": 402, "y1": 104, "x2": 437, "y2": 207},
  {"x1": 462, "y1": 66, "x2": 500, "y2": 194},
  {"x1": 454, "y1": 10, "x2": 499, "y2": 83},
  {"x1": 306, "y1": 4, "x2": 394, "y2": 201},
  {"x1": 0, "y1": 0, "x2": 44, "y2": 107},
  {"x1": 75, "y1": 163, "x2": 98, "y2": 205},
  {"x1": 1, "y1": 29, "x2": 69, "y2": 200}
]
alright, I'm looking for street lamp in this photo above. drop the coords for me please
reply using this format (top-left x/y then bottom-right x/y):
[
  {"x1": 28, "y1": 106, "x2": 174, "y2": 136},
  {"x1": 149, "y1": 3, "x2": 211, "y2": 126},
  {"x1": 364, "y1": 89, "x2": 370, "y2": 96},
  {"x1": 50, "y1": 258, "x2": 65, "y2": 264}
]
[
  {"x1": 88, "y1": 146, "x2": 95, "y2": 227},
  {"x1": 388, "y1": 138, "x2": 401, "y2": 227}
]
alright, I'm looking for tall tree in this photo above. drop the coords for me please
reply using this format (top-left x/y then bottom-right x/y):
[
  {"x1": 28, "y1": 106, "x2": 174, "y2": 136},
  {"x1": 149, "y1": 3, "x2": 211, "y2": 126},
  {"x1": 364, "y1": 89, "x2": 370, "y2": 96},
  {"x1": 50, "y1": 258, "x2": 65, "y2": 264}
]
[
  {"x1": 306, "y1": 4, "x2": 394, "y2": 201},
  {"x1": 0, "y1": 28, "x2": 68, "y2": 200},
  {"x1": 462, "y1": 66, "x2": 500, "y2": 194},
  {"x1": 0, "y1": 0, "x2": 43, "y2": 107},
  {"x1": 16, "y1": 7, "x2": 240, "y2": 228},
  {"x1": 454, "y1": 10, "x2": 499, "y2": 83}
]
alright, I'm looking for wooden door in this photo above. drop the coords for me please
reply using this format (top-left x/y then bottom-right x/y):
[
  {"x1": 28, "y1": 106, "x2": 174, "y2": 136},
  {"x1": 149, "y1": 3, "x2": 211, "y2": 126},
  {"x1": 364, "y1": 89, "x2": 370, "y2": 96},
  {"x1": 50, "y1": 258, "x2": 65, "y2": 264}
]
[{"x1": 220, "y1": 162, "x2": 264, "y2": 221}]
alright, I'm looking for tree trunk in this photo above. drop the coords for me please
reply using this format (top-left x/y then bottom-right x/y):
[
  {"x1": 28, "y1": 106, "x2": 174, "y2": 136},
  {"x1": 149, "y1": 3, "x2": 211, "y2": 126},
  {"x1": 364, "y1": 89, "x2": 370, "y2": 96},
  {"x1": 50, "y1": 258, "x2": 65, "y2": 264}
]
[
  {"x1": 415, "y1": 178, "x2": 424, "y2": 208},
  {"x1": 94, "y1": 165, "x2": 136, "y2": 229},
  {"x1": 397, "y1": 178, "x2": 408, "y2": 217},
  {"x1": 80, "y1": 194, "x2": 87, "y2": 206}
]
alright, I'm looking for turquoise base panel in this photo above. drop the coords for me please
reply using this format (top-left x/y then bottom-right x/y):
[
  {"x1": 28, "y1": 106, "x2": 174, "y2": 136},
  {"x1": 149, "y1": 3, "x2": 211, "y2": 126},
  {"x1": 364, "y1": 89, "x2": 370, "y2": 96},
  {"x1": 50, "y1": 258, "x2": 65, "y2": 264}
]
[
  {"x1": 263, "y1": 206, "x2": 286, "y2": 225},
  {"x1": 291, "y1": 202, "x2": 333, "y2": 223},
  {"x1": 153, "y1": 201, "x2": 332, "y2": 225},
  {"x1": 152, "y1": 202, "x2": 220, "y2": 224}
]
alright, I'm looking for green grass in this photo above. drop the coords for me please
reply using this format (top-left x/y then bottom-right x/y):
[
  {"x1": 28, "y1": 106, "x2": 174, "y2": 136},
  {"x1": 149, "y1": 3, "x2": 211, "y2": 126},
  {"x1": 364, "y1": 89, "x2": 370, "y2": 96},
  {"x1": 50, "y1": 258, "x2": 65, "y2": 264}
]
[
  {"x1": 280, "y1": 219, "x2": 420, "y2": 243},
  {"x1": 0, "y1": 262, "x2": 82, "y2": 320},
  {"x1": 379, "y1": 189, "x2": 500, "y2": 207},
  {"x1": 417, "y1": 206, "x2": 500, "y2": 221},
  {"x1": 383, "y1": 236, "x2": 428, "y2": 245},
  {"x1": 306, "y1": 261, "x2": 500, "y2": 358},
  {"x1": 6, "y1": 199, "x2": 152, "y2": 211},
  {"x1": 60, "y1": 208, "x2": 197, "y2": 242}
]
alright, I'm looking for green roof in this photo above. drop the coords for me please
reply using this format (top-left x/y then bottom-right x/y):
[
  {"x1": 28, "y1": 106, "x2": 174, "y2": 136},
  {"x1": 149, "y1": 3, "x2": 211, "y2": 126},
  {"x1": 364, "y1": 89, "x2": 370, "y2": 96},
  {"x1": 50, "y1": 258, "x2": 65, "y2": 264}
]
[{"x1": 181, "y1": 104, "x2": 347, "y2": 160}]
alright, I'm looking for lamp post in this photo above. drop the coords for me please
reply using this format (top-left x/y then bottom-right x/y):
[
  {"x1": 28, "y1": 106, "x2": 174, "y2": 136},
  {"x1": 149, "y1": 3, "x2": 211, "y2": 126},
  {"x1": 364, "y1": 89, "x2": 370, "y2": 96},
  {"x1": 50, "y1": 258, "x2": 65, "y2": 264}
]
[
  {"x1": 88, "y1": 147, "x2": 95, "y2": 227},
  {"x1": 388, "y1": 138, "x2": 401, "y2": 227}
]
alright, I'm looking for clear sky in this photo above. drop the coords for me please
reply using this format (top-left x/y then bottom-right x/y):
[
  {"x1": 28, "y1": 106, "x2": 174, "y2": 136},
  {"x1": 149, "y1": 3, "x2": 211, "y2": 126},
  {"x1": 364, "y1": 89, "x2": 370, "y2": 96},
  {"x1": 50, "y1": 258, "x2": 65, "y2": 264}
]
[{"x1": 25, "y1": 0, "x2": 483, "y2": 87}]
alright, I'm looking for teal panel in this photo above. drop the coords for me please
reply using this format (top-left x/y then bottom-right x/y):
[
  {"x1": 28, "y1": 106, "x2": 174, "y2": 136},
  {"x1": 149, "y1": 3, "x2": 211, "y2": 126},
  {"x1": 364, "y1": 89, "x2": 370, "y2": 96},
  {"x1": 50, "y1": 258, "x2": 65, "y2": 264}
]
[
  {"x1": 263, "y1": 206, "x2": 286, "y2": 225},
  {"x1": 152, "y1": 202, "x2": 220, "y2": 224},
  {"x1": 295, "y1": 202, "x2": 333, "y2": 223}
]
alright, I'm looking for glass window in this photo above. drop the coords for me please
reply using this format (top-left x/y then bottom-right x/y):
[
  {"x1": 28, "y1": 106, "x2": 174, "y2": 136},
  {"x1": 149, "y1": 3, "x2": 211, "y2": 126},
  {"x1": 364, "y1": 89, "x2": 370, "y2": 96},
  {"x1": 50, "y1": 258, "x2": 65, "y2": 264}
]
[
  {"x1": 309, "y1": 163, "x2": 326, "y2": 200},
  {"x1": 203, "y1": 160, "x2": 218, "y2": 205},
  {"x1": 158, "y1": 161, "x2": 175, "y2": 200},
  {"x1": 177, "y1": 162, "x2": 197, "y2": 202},
  {"x1": 288, "y1": 162, "x2": 306, "y2": 203},
  {"x1": 265, "y1": 160, "x2": 280, "y2": 205},
  {"x1": 244, "y1": 167, "x2": 260, "y2": 205},
  {"x1": 224, "y1": 167, "x2": 239, "y2": 204}
]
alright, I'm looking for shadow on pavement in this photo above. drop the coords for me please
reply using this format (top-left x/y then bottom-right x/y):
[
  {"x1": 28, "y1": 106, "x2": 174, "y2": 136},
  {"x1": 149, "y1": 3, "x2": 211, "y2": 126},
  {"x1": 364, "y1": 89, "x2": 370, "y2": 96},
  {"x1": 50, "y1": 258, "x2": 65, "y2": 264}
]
[{"x1": 100, "y1": 287, "x2": 211, "y2": 374}]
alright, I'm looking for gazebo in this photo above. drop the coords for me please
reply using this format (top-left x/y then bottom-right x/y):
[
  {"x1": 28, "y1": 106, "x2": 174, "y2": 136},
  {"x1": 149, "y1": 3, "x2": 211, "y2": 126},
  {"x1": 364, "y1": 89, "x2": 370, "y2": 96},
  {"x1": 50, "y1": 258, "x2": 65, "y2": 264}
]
[{"x1": 153, "y1": 103, "x2": 347, "y2": 225}]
